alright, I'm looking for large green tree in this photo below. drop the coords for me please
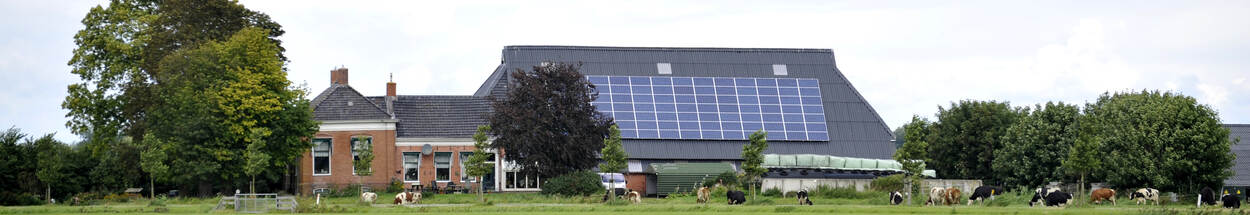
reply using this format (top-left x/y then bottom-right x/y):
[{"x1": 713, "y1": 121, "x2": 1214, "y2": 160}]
[
  {"x1": 992, "y1": 102, "x2": 1080, "y2": 189},
  {"x1": 926, "y1": 100, "x2": 1022, "y2": 182},
  {"x1": 65, "y1": 0, "x2": 315, "y2": 195},
  {"x1": 34, "y1": 135, "x2": 71, "y2": 204},
  {"x1": 1085, "y1": 90, "x2": 1233, "y2": 193},
  {"x1": 487, "y1": 62, "x2": 613, "y2": 178},
  {"x1": 894, "y1": 115, "x2": 930, "y2": 205}
]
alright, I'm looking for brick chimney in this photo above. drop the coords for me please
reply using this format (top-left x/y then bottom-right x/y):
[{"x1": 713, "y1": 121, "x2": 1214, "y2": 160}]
[
  {"x1": 386, "y1": 82, "x2": 396, "y2": 97},
  {"x1": 330, "y1": 68, "x2": 349, "y2": 85}
]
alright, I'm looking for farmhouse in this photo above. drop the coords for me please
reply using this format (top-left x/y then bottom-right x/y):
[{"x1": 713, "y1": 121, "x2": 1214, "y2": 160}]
[{"x1": 298, "y1": 46, "x2": 897, "y2": 195}]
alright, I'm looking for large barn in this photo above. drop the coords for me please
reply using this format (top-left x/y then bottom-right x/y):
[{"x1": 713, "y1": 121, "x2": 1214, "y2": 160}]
[{"x1": 298, "y1": 46, "x2": 897, "y2": 195}]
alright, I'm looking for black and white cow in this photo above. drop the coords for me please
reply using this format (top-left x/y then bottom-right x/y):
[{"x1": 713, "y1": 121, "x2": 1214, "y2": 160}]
[
  {"x1": 1043, "y1": 191, "x2": 1074, "y2": 207},
  {"x1": 727, "y1": 190, "x2": 746, "y2": 205},
  {"x1": 1200, "y1": 187, "x2": 1218, "y2": 206},
  {"x1": 1128, "y1": 188, "x2": 1160, "y2": 205},
  {"x1": 796, "y1": 189, "x2": 812, "y2": 205},
  {"x1": 889, "y1": 191, "x2": 904, "y2": 205},
  {"x1": 1029, "y1": 187, "x2": 1062, "y2": 207},
  {"x1": 1223, "y1": 193, "x2": 1241, "y2": 209},
  {"x1": 967, "y1": 185, "x2": 1004, "y2": 205}
]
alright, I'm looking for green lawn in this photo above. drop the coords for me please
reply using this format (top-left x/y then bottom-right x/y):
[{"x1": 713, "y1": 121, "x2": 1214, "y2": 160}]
[{"x1": 2, "y1": 192, "x2": 1247, "y2": 214}]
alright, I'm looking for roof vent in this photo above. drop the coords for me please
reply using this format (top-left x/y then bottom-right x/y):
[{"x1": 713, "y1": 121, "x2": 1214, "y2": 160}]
[
  {"x1": 772, "y1": 64, "x2": 788, "y2": 76},
  {"x1": 347, "y1": 101, "x2": 354, "y2": 106},
  {"x1": 657, "y1": 63, "x2": 672, "y2": 75}
]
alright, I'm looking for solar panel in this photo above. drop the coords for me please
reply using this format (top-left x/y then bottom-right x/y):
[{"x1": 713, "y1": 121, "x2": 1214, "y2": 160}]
[{"x1": 588, "y1": 75, "x2": 830, "y2": 141}]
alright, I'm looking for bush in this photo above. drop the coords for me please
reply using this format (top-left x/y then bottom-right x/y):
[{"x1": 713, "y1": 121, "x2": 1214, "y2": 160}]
[
  {"x1": 701, "y1": 171, "x2": 739, "y2": 188},
  {"x1": 762, "y1": 188, "x2": 782, "y2": 197},
  {"x1": 540, "y1": 171, "x2": 603, "y2": 197},
  {"x1": 870, "y1": 174, "x2": 904, "y2": 192},
  {"x1": 386, "y1": 179, "x2": 406, "y2": 193},
  {"x1": 0, "y1": 192, "x2": 43, "y2": 206}
]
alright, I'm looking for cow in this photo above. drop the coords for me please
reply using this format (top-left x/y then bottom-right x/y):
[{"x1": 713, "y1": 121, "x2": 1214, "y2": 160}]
[
  {"x1": 1200, "y1": 187, "x2": 1217, "y2": 206},
  {"x1": 1043, "y1": 191, "x2": 1074, "y2": 207},
  {"x1": 943, "y1": 187, "x2": 962, "y2": 206},
  {"x1": 795, "y1": 189, "x2": 812, "y2": 205},
  {"x1": 1090, "y1": 188, "x2": 1116, "y2": 205},
  {"x1": 624, "y1": 190, "x2": 642, "y2": 204},
  {"x1": 727, "y1": 190, "x2": 746, "y2": 205},
  {"x1": 889, "y1": 191, "x2": 905, "y2": 205},
  {"x1": 926, "y1": 187, "x2": 946, "y2": 206},
  {"x1": 1030, "y1": 187, "x2": 1062, "y2": 207},
  {"x1": 360, "y1": 192, "x2": 378, "y2": 204},
  {"x1": 967, "y1": 186, "x2": 1003, "y2": 205},
  {"x1": 1128, "y1": 188, "x2": 1160, "y2": 205},
  {"x1": 696, "y1": 187, "x2": 711, "y2": 204},
  {"x1": 393, "y1": 191, "x2": 420, "y2": 205},
  {"x1": 1223, "y1": 192, "x2": 1242, "y2": 209}
]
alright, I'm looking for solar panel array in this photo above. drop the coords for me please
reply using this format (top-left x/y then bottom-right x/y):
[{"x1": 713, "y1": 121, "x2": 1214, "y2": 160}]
[{"x1": 588, "y1": 76, "x2": 830, "y2": 141}]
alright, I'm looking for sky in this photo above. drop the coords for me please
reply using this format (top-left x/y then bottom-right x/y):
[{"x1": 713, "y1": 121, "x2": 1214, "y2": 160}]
[{"x1": 1, "y1": 0, "x2": 1247, "y2": 143}]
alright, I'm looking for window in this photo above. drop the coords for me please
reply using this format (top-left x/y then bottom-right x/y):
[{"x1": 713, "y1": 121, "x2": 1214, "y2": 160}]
[
  {"x1": 435, "y1": 152, "x2": 451, "y2": 181},
  {"x1": 350, "y1": 136, "x2": 372, "y2": 175},
  {"x1": 460, "y1": 152, "x2": 497, "y2": 182},
  {"x1": 403, "y1": 152, "x2": 420, "y2": 182},
  {"x1": 312, "y1": 138, "x2": 331, "y2": 175}
]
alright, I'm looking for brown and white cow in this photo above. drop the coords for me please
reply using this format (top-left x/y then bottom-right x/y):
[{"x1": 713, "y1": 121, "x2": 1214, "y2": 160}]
[
  {"x1": 360, "y1": 192, "x2": 378, "y2": 204},
  {"x1": 624, "y1": 190, "x2": 642, "y2": 204},
  {"x1": 696, "y1": 187, "x2": 711, "y2": 204},
  {"x1": 927, "y1": 187, "x2": 946, "y2": 206},
  {"x1": 1090, "y1": 188, "x2": 1116, "y2": 205},
  {"x1": 943, "y1": 187, "x2": 962, "y2": 206},
  {"x1": 393, "y1": 191, "x2": 420, "y2": 205}
]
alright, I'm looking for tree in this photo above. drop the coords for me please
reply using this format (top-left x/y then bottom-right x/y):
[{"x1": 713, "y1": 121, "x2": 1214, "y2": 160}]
[
  {"x1": 487, "y1": 62, "x2": 612, "y2": 178},
  {"x1": 992, "y1": 102, "x2": 1080, "y2": 189},
  {"x1": 1084, "y1": 90, "x2": 1233, "y2": 193},
  {"x1": 243, "y1": 128, "x2": 271, "y2": 194},
  {"x1": 1063, "y1": 134, "x2": 1101, "y2": 202},
  {"x1": 894, "y1": 116, "x2": 930, "y2": 205},
  {"x1": 139, "y1": 133, "x2": 171, "y2": 198},
  {"x1": 926, "y1": 100, "x2": 1022, "y2": 182},
  {"x1": 465, "y1": 125, "x2": 495, "y2": 203},
  {"x1": 741, "y1": 130, "x2": 769, "y2": 200},
  {"x1": 352, "y1": 136, "x2": 375, "y2": 195},
  {"x1": 598, "y1": 125, "x2": 628, "y2": 202},
  {"x1": 34, "y1": 134, "x2": 70, "y2": 204}
]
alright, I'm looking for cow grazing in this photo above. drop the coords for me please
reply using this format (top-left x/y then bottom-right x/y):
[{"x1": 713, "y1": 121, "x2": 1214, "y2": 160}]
[
  {"x1": 696, "y1": 187, "x2": 711, "y2": 204},
  {"x1": 727, "y1": 190, "x2": 746, "y2": 205},
  {"x1": 624, "y1": 190, "x2": 642, "y2": 204},
  {"x1": 1223, "y1": 193, "x2": 1242, "y2": 209},
  {"x1": 393, "y1": 191, "x2": 420, "y2": 205},
  {"x1": 1043, "y1": 191, "x2": 1074, "y2": 207},
  {"x1": 967, "y1": 186, "x2": 1003, "y2": 205},
  {"x1": 943, "y1": 188, "x2": 962, "y2": 206},
  {"x1": 1090, "y1": 188, "x2": 1116, "y2": 205},
  {"x1": 796, "y1": 189, "x2": 813, "y2": 205},
  {"x1": 1128, "y1": 188, "x2": 1160, "y2": 205},
  {"x1": 926, "y1": 187, "x2": 946, "y2": 206},
  {"x1": 1200, "y1": 187, "x2": 1217, "y2": 206},
  {"x1": 360, "y1": 192, "x2": 378, "y2": 204},
  {"x1": 889, "y1": 191, "x2": 904, "y2": 205},
  {"x1": 1029, "y1": 187, "x2": 1062, "y2": 207}
]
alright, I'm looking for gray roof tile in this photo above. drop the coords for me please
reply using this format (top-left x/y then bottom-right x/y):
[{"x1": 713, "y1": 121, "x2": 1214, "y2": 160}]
[
  {"x1": 311, "y1": 84, "x2": 392, "y2": 121},
  {"x1": 390, "y1": 95, "x2": 493, "y2": 138}
]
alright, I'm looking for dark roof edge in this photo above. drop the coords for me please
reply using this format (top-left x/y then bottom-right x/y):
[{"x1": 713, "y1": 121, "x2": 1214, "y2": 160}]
[
  {"x1": 473, "y1": 64, "x2": 508, "y2": 97},
  {"x1": 504, "y1": 45, "x2": 833, "y2": 53}
]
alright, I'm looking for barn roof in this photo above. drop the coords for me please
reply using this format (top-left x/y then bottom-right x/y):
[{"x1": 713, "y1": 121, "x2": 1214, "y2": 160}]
[
  {"x1": 478, "y1": 45, "x2": 897, "y2": 160},
  {"x1": 1224, "y1": 124, "x2": 1250, "y2": 186}
]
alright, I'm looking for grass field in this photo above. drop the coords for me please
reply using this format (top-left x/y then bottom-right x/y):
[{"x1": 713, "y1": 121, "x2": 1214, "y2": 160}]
[{"x1": 3, "y1": 192, "x2": 1250, "y2": 214}]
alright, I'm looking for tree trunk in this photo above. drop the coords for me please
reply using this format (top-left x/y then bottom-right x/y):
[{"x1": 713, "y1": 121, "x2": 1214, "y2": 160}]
[
  {"x1": 150, "y1": 177, "x2": 155, "y2": 198},
  {"x1": 1079, "y1": 174, "x2": 1085, "y2": 206},
  {"x1": 250, "y1": 176, "x2": 256, "y2": 194},
  {"x1": 905, "y1": 177, "x2": 912, "y2": 205},
  {"x1": 283, "y1": 164, "x2": 291, "y2": 194},
  {"x1": 750, "y1": 179, "x2": 757, "y2": 200},
  {"x1": 46, "y1": 185, "x2": 51, "y2": 204},
  {"x1": 477, "y1": 176, "x2": 485, "y2": 203}
]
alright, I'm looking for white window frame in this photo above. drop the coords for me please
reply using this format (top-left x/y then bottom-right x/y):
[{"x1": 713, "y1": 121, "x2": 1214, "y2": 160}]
[
  {"x1": 434, "y1": 152, "x2": 452, "y2": 182},
  {"x1": 311, "y1": 138, "x2": 332, "y2": 176},
  {"x1": 657, "y1": 63, "x2": 672, "y2": 75},
  {"x1": 772, "y1": 64, "x2": 788, "y2": 76},
  {"x1": 402, "y1": 152, "x2": 421, "y2": 183}
]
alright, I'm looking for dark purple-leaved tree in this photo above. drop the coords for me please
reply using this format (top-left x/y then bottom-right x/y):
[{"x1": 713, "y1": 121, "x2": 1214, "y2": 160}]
[{"x1": 488, "y1": 62, "x2": 612, "y2": 178}]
